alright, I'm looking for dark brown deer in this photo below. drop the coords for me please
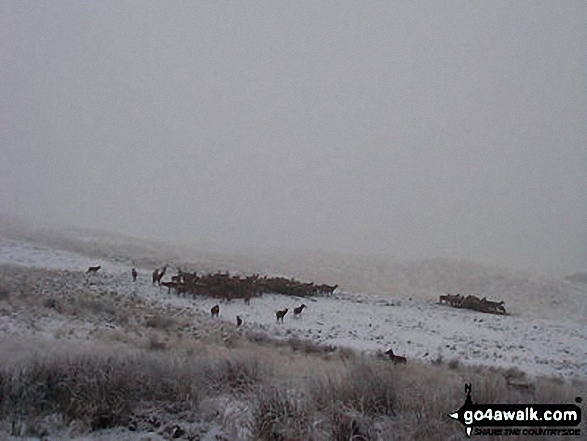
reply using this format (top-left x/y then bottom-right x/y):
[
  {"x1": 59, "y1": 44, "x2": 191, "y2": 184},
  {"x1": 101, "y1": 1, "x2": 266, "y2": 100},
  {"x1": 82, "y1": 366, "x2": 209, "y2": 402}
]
[
  {"x1": 275, "y1": 308, "x2": 288, "y2": 323},
  {"x1": 157, "y1": 265, "x2": 167, "y2": 285},
  {"x1": 293, "y1": 304, "x2": 306, "y2": 318},
  {"x1": 131, "y1": 268, "x2": 138, "y2": 282},
  {"x1": 151, "y1": 266, "x2": 167, "y2": 286},
  {"x1": 481, "y1": 298, "x2": 507, "y2": 314},
  {"x1": 450, "y1": 294, "x2": 463, "y2": 307},
  {"x1": 236, "y1": 315, "x2": 242, "y2": 327},
  {"x1": 439, "y1": 293, "x2": 461, "y2": 306},
  {"x1": 211, "y1": 304, "x2": 220, "y2": 318},
  {"x1": 160, "y1": 281, "x2": 178, "y2": 294},
  {"x1": 438, "y1": 294, "x2": 452, "y2": 304},
  {"x1": 385, "y1": 348, "x2": 407, "y2": 364},
  {"x1": 87, "y1": 266, "x2": 101, "y2": 273},
  {"x1": 319, "y1": 284, "x2": 338, "y2": 296}
]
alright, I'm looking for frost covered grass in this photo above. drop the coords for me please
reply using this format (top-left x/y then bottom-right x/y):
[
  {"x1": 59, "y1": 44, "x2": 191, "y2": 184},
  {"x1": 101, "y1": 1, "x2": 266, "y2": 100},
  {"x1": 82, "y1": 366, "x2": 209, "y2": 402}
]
[
  {"x1": 0, "y1": 325, "x2": 585, "y2": 440},
  {"x1": 0, "y1": 350, "x2": 268, "y2": 438}
]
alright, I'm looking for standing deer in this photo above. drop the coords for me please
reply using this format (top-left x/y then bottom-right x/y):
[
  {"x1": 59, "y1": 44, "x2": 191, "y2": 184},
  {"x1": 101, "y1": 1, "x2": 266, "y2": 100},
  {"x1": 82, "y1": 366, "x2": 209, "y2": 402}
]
[
  {"x1": 157, "y1": 265, "x2": 167, "y2": 285},
  {"x1": 275, "y1": 308, "x2": 288, "y2": 323},
  {"x1": 211, "y1": 304, "x2": 220, "y2": 318},
  {"x1": 131, "y1": 268, "x2": 138, "y2": 282},
  {"x1": 236, "y1": 315, "x2": 242, "y2": 327},
  {"x1": 319, "y1": 284, "x2": 338, "y2": 296},
  {"x1": 152, "y1": 266, "x2": 167, "y2": 286},
  {"x1": 385, "y1": 349, "x2": 407, "y2": 364},
  {"x1": 293, "y1": 304, "x2": 307, "y2": 318}
]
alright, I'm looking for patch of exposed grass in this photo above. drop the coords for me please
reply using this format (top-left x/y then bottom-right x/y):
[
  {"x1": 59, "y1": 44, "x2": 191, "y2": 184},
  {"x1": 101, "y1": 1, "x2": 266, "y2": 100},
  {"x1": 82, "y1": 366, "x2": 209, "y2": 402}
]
[
  {"x1": 146, "y1": 333, "x2": 167, "y2": 351},
  {"x1": 0, "y1": 339, "x2": 584, "y2": 440},
  {"x1": 42, "y1": 297, "x2": 58, "y2": 309},
  {"x1": 145, "y1": 314, "x2": 177, "y2": 331},
  {"x1": 204, "y1": 355, "x2": 266, "y2": 395},
  {"x1": 311, "y1": 359, "x2": 397, "y2": 417},
  {"x1": 329, "y1": 406, "x2": 374, "y2": 441},
  {"x1": 0, "y1": 353, "x2": 221, "y2": 435},
  {"x1": 77, "y1": 298, "x2": 117, "y2": 317},
  {"x1": 285, "y1": 336, "x2": 336, "y2": 355},
  {"x1": 249, "y1": 386, "x2": 313, "y2": 441},
  {"x1": 0, "y1": 283, "x2": 10, "y2": 301}
]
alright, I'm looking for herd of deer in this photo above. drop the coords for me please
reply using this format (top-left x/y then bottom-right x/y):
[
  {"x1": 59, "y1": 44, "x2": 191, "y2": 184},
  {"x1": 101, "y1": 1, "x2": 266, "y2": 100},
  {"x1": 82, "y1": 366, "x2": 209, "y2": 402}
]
[
  {"x1": 151, "y1": 266, "x2": 338, "y2": 302},
  {"x1": 439, "y1": 293, "x2": 507, "y2": 315},
  {"x1": 87, "y1": 265, "x2": 407, "y2": 364}
]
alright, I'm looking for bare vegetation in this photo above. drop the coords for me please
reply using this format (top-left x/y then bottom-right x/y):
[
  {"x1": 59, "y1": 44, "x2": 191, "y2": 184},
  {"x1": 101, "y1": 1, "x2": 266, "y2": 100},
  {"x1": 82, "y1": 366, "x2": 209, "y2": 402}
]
[
  {"x1": 0, "y1": 353, "x2": 198, "y2": 435},
  {"x1": 0, "y1": 328, "x2": 584, "y2": 440},
  {"x1": 145, "y1": 314, "x2": 177, "y2": 331},
  {"x1": 310, "y1": 360, "x2": 397, "y2": 418},
  {"x1": 249, "y1": 386, "x2": 313, "y2": 440}
]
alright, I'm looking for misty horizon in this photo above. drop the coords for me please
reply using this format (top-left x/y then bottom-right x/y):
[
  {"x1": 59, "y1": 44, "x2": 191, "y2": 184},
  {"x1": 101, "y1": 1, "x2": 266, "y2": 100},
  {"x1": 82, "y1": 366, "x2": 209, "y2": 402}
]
[{"x1": 1, "y1": 1, "x2": 585, "y2": 275}]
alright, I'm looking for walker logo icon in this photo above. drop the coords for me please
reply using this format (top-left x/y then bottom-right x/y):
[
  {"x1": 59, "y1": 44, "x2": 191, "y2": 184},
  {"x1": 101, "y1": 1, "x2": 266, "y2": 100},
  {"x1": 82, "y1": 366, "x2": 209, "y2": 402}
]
[{"x1": 448, "y1": 384, "x2": 582, "y2": 437}]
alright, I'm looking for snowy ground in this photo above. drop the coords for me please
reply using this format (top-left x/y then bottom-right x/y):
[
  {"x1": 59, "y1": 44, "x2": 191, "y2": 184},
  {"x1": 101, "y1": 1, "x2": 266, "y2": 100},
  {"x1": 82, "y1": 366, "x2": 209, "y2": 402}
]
[{"x1": 1, "y1": 235, "x2": 586, "y2": 380}]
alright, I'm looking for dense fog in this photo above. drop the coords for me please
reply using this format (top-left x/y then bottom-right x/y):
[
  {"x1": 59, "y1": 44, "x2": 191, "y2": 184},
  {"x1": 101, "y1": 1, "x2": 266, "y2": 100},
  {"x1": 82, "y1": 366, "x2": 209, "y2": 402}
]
[{"x1": 1, "y1": 1, "x2": 585, "y2": 274}]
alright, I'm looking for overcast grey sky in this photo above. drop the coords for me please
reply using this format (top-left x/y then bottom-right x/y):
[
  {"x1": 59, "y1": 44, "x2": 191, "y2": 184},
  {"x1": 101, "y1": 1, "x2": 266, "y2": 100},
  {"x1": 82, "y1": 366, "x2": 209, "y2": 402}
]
[{"x1": 1, "y1": 1, "x2": 585, "y2": 274}]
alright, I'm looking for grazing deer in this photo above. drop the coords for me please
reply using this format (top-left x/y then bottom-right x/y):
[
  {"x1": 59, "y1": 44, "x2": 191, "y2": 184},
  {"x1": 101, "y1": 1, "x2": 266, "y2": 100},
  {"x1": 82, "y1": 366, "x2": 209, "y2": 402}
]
[
  {"x1": 160, "y1": 281, "x2": 177, "y2": 294},
  {"x1": 450, "y1": 294, "x2": 463, "y2": 307},
  {"x1": 495, "y1": 303, "x2": 507, "y2": 315},
  {"x1": 236, "y1": 315, "x2": 242, "y2": 327},
  {"x1": 211, "y1": 304, "x2": 220, "y2": 318},
  {"x1": 275, "y1": 308, "x2": 288, "y2": 323},
  {"x1": 385, "y1": 348, "x2": 407, "y2": 364},
  {"x1": 293, "y1": 304, "x2": 306, "y2": 318},
  {"x1": 439, "y1": 293, "x2": 461, "y2": 305},
  {"x1": 320, "y1": 284, "x2": 338, "y2": 296},
  {"x1": 87, "y1": 266, "x2": 101, "y2": 273},
  {"x1": 439, "y1": 294, "x2": 452, "y2": 304},
  {"x1": 481, "y1": 298, "x2": 507, "y2": 314},
  {"x1": 131, "y1": 268, "x2": 137, "y2": 282}
]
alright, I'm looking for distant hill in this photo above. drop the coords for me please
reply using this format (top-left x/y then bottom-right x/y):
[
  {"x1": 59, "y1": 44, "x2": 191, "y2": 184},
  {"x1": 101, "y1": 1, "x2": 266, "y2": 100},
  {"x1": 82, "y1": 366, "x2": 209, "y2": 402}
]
[
  {"x1": 565, "y1": 272, "x2": 587, "y2": 284},
  {"x1": 2, "y1": 223, "x2": 586, "y2": 323}
]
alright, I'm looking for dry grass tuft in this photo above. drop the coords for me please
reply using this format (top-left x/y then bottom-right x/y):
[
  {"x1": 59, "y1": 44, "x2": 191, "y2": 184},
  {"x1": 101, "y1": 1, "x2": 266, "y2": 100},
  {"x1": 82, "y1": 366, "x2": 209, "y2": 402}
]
[
  {"x1": 447, "y1": 358, "x2": 460, "y2": 370},
  {"x1": 0, "y1": 352, "x2": 220, "y2": 436},
  {"x1": 329, "y1": 406, "x2": 374, "y2": 441},
  {"x1": 145, "y1": 314, "x2": 177, "y2": 331},
  {"x1": 285, "y1": 337, "x2": 336, "y2": 355},
  {"x1": 204, "y1": 355, "x2": 266, "y2": 395},
  {"x1": 42, "y1": 297, "x2": 58, "y2": 309},
  {"x1": 311, "y1": 359, "x2": 397, "y2": 417},
  {"x1": 249, "y1": 386, "x2": 313, "y2": 441},
  {"x1": 146, "y1": 333, "x2": 167, "y2": 351}
]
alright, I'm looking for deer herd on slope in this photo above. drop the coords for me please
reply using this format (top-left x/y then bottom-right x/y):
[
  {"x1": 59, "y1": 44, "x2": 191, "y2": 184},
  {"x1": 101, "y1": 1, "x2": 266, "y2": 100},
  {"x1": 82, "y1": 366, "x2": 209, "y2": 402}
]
[
  {"x1": 85, "y1": 263, "x2": 511, "y2": 366},
  {"x1": 438, "y1": 293, "x2": 507, "y2": 315}
]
